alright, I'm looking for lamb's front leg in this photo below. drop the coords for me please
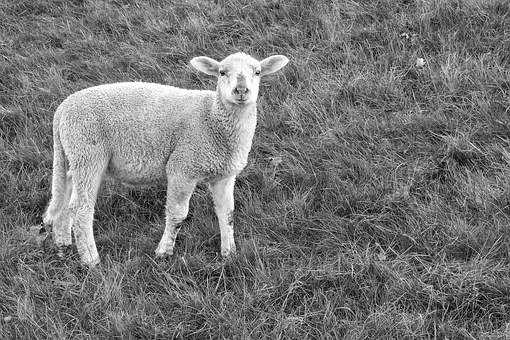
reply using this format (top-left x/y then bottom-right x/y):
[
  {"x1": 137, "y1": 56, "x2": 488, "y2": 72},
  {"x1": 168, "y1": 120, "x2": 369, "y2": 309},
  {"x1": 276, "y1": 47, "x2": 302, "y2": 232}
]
[
  {"x1": 209, "y1": 176, "x2": 237, "y2": 258},
  {"x1": 155, "y1": 175, "x2": 197, "y2": 258}
]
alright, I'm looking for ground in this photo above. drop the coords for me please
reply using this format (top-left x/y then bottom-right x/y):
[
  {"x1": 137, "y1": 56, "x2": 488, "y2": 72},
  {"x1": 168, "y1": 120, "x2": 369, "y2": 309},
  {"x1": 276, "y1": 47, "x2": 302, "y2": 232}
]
[{"x1": 0, "y1": 0, "x2": 509, "y2": 338}]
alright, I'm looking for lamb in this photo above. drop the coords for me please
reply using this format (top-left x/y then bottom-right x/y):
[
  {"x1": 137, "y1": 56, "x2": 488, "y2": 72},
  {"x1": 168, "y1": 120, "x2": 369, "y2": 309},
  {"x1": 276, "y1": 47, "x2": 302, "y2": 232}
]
[{"x1": 42, "y1": 52, "x2": 289, "y2": 266}]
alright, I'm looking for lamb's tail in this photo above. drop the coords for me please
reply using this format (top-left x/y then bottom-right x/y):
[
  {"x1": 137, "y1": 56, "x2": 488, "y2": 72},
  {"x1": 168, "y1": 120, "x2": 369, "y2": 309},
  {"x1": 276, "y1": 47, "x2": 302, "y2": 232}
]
[{"x1": 43, "y1": 123, "x2": 68, "y2": 226}]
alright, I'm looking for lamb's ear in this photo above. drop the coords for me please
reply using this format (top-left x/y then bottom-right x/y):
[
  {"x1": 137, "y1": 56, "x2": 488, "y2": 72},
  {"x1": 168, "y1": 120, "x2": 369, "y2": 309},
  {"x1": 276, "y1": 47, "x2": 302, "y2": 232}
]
[
  {"x1": 190, "y1": 56, "x2": 220, "y2": 76},
  {"x1": 260, "y1": 55, "x2": 289, "y2": 76}
]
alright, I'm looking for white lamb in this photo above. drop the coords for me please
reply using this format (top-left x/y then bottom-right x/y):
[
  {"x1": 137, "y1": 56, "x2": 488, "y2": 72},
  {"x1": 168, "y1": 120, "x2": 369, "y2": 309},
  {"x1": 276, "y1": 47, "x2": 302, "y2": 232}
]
[{"x1": 42, "y1": 52, "x2": 289, "y2": 266}]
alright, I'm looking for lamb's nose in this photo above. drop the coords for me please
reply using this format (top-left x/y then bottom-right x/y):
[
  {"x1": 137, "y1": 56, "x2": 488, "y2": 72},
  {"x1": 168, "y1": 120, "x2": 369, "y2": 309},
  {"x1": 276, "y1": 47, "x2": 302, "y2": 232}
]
[{"x1": 233, "y1": 86, "x2": 248, "y2": 95}]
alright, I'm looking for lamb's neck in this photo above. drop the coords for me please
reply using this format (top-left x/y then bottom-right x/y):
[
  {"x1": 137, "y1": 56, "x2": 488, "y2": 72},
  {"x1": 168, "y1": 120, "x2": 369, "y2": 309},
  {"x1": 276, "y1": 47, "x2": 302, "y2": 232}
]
[{"x1": 212, "y1": 95, "x2": 257, "y2": 140}]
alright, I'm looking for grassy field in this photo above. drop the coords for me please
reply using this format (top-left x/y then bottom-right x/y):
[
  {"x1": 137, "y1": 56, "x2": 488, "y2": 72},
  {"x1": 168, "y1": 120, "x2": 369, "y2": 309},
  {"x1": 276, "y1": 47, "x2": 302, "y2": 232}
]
[{"x1": 1, "y1": 0, "x2": 509, "y2": 338}]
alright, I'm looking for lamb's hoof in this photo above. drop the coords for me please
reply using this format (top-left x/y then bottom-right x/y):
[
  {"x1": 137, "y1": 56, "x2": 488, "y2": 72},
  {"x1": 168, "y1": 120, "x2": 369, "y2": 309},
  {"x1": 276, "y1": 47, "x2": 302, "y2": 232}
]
[
  {"x1": 221, "y1": 248, "x2": 237, "y2": 262},
  {"x1": 80, "y1": 256, "x2": 100, "y2": 268},
  {"x1": 155, "y1": 249, "x2": 173, "y2": 260},
  {"x1": 56, "y1": 245, "x2": 72, "y2": 258}
]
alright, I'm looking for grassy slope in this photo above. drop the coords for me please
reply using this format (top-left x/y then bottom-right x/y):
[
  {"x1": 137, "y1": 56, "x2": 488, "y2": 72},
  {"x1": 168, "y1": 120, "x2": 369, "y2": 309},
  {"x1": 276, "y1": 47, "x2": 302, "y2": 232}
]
[{"x1": 1, "y1": 0, "x2": 509, "y2": 338}]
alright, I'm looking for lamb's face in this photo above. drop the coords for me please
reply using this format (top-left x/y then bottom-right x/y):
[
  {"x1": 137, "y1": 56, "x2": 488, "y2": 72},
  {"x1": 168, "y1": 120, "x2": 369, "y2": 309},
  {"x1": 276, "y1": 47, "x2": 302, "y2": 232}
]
[
  {"x1": 190, "y1": 52, "x2": 289, "y2": 107},
  {"x1": 217, "y1": 53, "x2": 261, "y2": 105}
]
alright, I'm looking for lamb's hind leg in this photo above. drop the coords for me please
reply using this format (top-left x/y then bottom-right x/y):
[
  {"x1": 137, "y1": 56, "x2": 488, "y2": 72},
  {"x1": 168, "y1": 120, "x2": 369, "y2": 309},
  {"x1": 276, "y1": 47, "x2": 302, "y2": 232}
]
[
  {"x1": 43, "y1": 125, "x2": 67, "y2": 230},
  {"x1": 68, "y1": 154, "x2": 108, "y2": 266},
  {"x1": 155, "y1": 175, "x2": 197, "y2": 258},
  {"x1": 53, "y1": 173, "x2": 73, "y2": 250},
  {"x1": 44, "y1": 173, "x2": 73, "y2": 249}
]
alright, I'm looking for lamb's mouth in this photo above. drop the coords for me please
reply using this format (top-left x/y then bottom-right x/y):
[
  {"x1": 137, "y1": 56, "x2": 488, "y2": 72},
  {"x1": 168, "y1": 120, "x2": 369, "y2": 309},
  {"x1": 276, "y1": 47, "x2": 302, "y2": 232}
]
[{"x1": 233, "y1": 96, "x2": 250, "y2": 105}]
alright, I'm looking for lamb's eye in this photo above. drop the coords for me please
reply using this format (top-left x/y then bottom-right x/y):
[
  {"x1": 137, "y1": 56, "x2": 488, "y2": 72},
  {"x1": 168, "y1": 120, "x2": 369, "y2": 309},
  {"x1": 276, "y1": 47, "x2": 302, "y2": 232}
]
[
  {"x1": 219, "y1": 70, "x2": 226, "y2": 76},
  {"x1": 255, "y1": 70, "x2": 261, "y2": 76}
]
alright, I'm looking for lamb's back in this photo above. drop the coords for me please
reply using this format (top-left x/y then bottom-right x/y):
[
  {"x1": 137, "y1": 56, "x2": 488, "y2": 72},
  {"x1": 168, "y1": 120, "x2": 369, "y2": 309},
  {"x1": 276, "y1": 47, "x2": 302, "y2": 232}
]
[{"x1": 56, "y1": 82, "x2": 215, "y2": 185}]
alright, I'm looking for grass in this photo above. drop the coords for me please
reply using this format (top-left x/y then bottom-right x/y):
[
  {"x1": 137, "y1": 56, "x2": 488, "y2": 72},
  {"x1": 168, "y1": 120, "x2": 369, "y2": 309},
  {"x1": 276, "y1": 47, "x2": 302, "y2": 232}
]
[{"x1": 1, "y1": 0, "x2": 509, "y2": 338}]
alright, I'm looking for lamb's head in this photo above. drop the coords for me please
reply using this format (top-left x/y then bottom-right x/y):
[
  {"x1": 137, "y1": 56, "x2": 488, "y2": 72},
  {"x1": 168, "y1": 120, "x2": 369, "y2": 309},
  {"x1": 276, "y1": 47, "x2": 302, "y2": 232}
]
[{"x1": 190, "y1": 52, "x2": 289, "y2": 106}]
